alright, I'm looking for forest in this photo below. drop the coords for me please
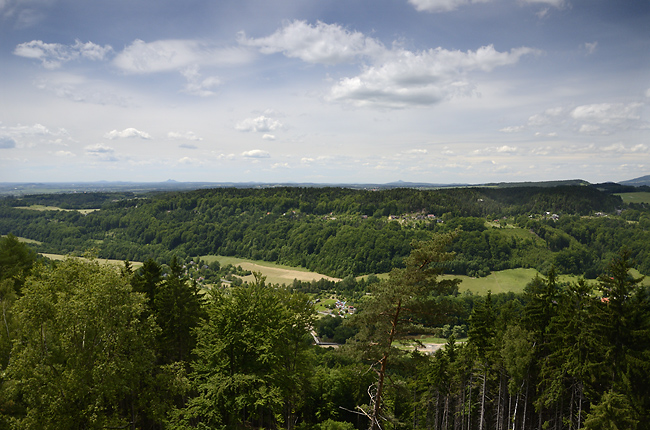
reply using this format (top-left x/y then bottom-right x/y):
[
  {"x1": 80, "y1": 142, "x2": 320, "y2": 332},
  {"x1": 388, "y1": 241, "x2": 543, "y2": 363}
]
[{"x1": 0, "y1": 184, "x2": 649, "y2": 429}]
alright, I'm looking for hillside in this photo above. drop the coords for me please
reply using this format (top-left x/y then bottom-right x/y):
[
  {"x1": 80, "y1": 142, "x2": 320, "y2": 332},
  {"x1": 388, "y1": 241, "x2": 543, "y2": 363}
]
[{"x1": 2, "y1": 185, "x2": 647, "y2": 279}]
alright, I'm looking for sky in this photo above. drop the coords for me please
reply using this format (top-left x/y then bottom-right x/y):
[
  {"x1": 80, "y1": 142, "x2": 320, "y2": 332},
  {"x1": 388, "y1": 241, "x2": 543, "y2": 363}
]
[{"x1": 0, "y1": 0, "x2": 648, "y2": 184}]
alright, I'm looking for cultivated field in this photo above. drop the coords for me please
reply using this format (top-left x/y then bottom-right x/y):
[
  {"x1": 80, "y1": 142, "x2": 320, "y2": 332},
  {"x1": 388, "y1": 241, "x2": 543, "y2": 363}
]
[
  {"x1": 15, "y1": 205, "x2": 99, "y2": 215},
  {"x1": 40, "y1": 253, "x2": 143, "y2": 269},
  {"x1": 201, "y1": 255, "x2": 341, "y2": 285}
]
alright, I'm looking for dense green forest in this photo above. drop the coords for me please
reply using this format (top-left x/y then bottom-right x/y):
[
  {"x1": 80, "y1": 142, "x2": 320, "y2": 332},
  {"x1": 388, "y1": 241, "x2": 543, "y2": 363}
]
[
  {"x1": 1, "y1": 185, "x2": 649, "y2": 278},
  {"x1": 0, "y1": 231, "x2": 649, "y2": 430}
]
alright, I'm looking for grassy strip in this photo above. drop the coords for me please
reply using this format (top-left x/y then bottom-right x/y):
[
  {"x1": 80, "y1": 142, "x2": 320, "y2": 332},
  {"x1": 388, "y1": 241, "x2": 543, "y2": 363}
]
[
  {"x1": 14, "y1": 205, "x2": 98, "y2": 214},
  {"x1": 616, "y1": 192, "x2": 650, "y2": 204},
  {"x1": 40, "y1": 253, "x2": 143, "y2": 269}
]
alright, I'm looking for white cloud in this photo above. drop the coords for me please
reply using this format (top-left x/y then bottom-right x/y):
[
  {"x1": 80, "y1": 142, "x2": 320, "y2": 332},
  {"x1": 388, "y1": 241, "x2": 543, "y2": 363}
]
[
  {"x1": 181, "y1": 65, "x2": 221, "y2": 97},
  {"x1": 35, "y1": 75, "x2": 132, "y2": 106},
  {"x1": 242, "y1": 149, "x2": 270, "y2": 158},
  {"x1": 262, "y1": 134, "x2": 276, "y2": 141},
  {"x1": 239, "y1": 20, "x2": 384, "y2": 65},
  {"x1": 85, "y1": 143, "x2": 119, "y2": 162},
  {"x1": 167, "y1": 131, "x2": 202, "y2": 141},
  {"x1": 236, "y1": 116, "x2": 283, "y2": 133},
  {"x1": 84, "y1": 143, "x2": 114, "y2": 153},
  {"x1": 500, "y1": 125, "x2": 525, "y2": 133},
  {"x1": 271, "y1": 162, "x2": 290, "y2": 169},
  {"x1": 179, "y1": 143, "x2": 198, "y2": 150},
  {"x1": 328, "y1": 45, "x2": 536, "y2": 108},
  {"x1": 571, "y1": 102, "x2": 642, "y2": 125},
  {"x1": 408, "y1": 0, "x2": 491, "y2": 13},
  {"x1": 645, "y1": 88, "x2": 650, "y2": 98},
  {"x1": 583, "y1": 41, "x2": 598, "y2": 55},
  {"x1": 104, "y1": 128, "x2": 153, "y2": 140},
  {"x1": 54, "y1": 150, "x2": 75, "y2": 157},
  {"x1": 405, "y1": 149, "x2": 428, "y2": 155},
  {"x1": 520, "y1": 0, "x2": 566, "y2": 8},
  {"x1": 113, "y1": 39, "x2": 253, "y2": 74},
  {"x1": 14, "y1": 39, "x2": 113, "y2": 69}
]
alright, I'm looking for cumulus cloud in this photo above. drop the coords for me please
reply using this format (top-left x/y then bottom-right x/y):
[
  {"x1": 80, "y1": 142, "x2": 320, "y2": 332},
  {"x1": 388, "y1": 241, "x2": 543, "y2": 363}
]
[
  {"x1": 113, "y1": 39, "x2": 253, "y2": 74},
  {"x1": 405, "y1": 149, "x2": 428, "y2": 155},
  {"x1": 328, "y1": 45, "x2": 536, "y2": 108},
  {"x1": 236, "y1": 116, "x2": 283, "y2": 133},
  {"x1": 262, "y1": 134, "x2": 276, "y2": 141},
  {"x1": 85, "y1": 143, "x2": 118, "y2": 161},
  {"x1": 0, "y1": 136, "x2": 17, "y2": 149},
  {"x1": 242, "y1": 149, "x2": 270, "y2": 158},
  {"x1": 0, "y1": 123, "x2": 69, "y2": 148},
  {"x1": 571, "y1": 102, "x2": 642, "y2": 125},
  {"x1": 104, "y1": 128, "x2": 153, "y2": 140},
  {"x1": 408, "y1": 0, "x2": 491, "y2": 13},
  {"x1": 167, "y1": 131, "x2": 202, "y2": 141},
  {"x1": 181, "y1": 65, "x2": 221, "y2": 97},
  {"x1": 14, "y1": 39, "x2": 113, "y2": 69},
  {"x1": 238, "y1": 20, "x2": 384, "y2": 65}
]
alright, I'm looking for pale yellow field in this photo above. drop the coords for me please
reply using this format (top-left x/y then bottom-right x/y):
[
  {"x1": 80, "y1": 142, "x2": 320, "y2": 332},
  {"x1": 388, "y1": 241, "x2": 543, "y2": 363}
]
[
  {"x1": 41, "y1": 253, "x2": 143, "y2": 269},
  {"x1": 15, "y1": 205, "x2": 98, "y2": 215}
]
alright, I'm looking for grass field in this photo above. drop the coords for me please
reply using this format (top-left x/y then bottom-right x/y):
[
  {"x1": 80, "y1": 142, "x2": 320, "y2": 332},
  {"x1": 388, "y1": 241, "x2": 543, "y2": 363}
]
[
  {"x1": 14, "y1": 205, "x2": 98, "y2": 214},
  {"x1": 200, "y1": 255, "x2": 341, "y2": 285},
  {"x1": 40, "y1": 253, "x2": 143, "y2": 269},
  {"x1": 616, "y1": 192, "x2": 650, "y2": 204},
  {"x1": 2, "y1": 235, "x2": 42, "y2": 245}
]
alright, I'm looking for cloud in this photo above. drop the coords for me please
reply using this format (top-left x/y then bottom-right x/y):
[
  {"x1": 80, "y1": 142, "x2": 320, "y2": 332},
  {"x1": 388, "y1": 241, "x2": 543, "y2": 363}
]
[
  {"x1": 583, "y1": 41, "x2": 598, "y2": 55},
  {"x1": 271, "y1": 162, "x2": 290, "y2": 169},
  {"x1": 85, "y1": 143, "x2": 119, "y2": 161},
  {"x1": 84, "y1": 143, "x2": 114, "y2": 154},
  {"x1": 113, "y1": 39, "x2": 253, "y2": 74},
  {"x1": 54, "y1": 150, "x2": 75, "y2": 157},
  {"x1": 181, "y1": 65, "x2": 221, "y2": 97},
  {"x1": 14, "y1": 40, "x2": 113, "y2": 69},
  {"x1": 328, "y1": 45, "x2": 536, "y2": 108},
  {"x1": 35, "y1": 76, "x2": 132, "y2": 106},
  {"x1": 405, "y1": 149, "x2": 428, "y2": 155},
  {"x1": 167, "y1": 131, "x2": 202, "y2": 141},
  {"x1": 499, "y1": 125, "x2": 525, "y2": 133},
  {"x1": 520, "y1": 0, "x2": 566, "y2": 7},
  {"x1": 471, "y1": 145, "x2": 519, "y2": 155},
  {"x1": 104, "y1": 128, "x2": 153, "y2": 140},
  {"x1": 262, "y1": 134, "x2": 276, "y2": 141},
  {"x1": 408, "y1": 0, "x2": 491, "y2": 13},
  {"x1": 242, "y1": 149, "x2": 270, "y2": 158},
  {"x1": 0, "y1": 136, "x2": 17, "y2": 149},
  {"x1": 236, "y1": 116, "x2": 283, "y2": 133},
  {"x1": 239, "y1": 20, "x2": 384, "y2": 65},
  {"x1": 571, "y1": 102, "x2": 642, "y2": 125}
]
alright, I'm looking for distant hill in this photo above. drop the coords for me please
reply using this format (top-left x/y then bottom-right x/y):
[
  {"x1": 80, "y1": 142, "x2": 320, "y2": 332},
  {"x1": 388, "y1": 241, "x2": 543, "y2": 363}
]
[
  {"x1": 620, "y1": 175, "x2": 650, "y2": 187},
  {"x1": 481, "y1": 179, "x2": 590, "y2": 188}
]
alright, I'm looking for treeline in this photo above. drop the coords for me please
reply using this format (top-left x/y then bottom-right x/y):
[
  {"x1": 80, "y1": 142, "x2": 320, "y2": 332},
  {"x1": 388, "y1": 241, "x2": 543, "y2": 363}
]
[
  {"x1": 1, "y1": 186, "x2": 648, "y2": 278},
  {"x1": 1, "y1": 234, "x2": 649, "y2": 429}
]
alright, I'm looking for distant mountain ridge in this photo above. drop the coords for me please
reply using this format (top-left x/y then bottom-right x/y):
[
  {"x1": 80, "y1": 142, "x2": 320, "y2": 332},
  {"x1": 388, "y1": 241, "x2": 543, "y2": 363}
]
[
  {"x1": 620, "y1": 175, "x2": 650, "y2": 187},
  {"x1": 1, "y1": 175, "x2": 648, "y2": 196}
]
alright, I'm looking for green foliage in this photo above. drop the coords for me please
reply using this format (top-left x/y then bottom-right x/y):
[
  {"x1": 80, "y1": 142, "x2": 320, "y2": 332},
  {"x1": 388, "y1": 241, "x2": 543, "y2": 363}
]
[
  {"x1": 173, "y1": 274, "x2": 315, "y2": 429},
  {"x1": 5, "y1": 257, "x2": 158, "y2": 429}
]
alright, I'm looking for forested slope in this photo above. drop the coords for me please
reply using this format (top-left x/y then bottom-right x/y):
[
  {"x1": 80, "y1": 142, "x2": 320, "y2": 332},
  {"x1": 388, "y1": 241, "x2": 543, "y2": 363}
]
[{"x1": 2, "y1": 185, "x2": 648, "y2": 278}]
